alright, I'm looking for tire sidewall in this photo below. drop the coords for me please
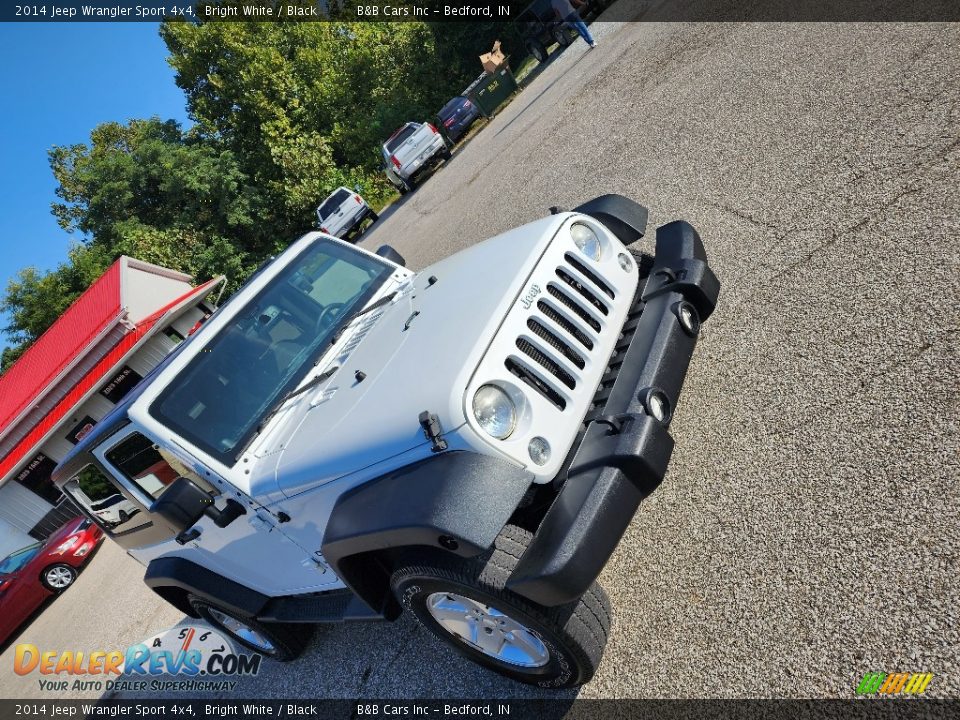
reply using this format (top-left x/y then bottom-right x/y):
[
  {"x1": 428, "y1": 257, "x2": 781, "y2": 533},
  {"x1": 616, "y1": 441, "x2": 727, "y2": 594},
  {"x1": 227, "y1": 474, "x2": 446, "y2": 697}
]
[{"x1": 394, "y1": 574, "x2": 577, "y2": 688}]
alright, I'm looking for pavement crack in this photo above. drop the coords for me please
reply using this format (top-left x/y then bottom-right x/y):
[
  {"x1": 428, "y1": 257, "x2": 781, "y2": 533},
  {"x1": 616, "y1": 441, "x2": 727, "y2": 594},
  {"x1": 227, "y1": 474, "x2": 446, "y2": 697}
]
[
  {"x1": 859, "y1": 341, "x2": 937, "y2": 388},
  {"x1": 709, "y1": 202, "x2": 783, "y2": 234}
]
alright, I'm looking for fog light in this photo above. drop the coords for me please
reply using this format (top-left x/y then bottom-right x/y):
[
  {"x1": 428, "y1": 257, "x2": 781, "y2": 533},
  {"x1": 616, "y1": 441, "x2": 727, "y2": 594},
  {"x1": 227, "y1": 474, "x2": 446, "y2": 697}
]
[
  {"x1": 641, "y1": 388, "x2": 671, "y2": 424},
  {"x1": 528, "y1": 437, "x2": 551, "y2": 466},
  {"x1": 675, "y1": 301, "x2": 701, "y2": 336},
  {"x1": 617, "y1": 253, "x2": 632, "y2": 272}
]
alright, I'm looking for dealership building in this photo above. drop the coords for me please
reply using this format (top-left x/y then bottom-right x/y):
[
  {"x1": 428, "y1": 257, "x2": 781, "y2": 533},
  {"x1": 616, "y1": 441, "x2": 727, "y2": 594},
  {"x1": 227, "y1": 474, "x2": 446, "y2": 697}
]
[{"x1": 0, "y1": 257, "x2": 220, "y2": 557}]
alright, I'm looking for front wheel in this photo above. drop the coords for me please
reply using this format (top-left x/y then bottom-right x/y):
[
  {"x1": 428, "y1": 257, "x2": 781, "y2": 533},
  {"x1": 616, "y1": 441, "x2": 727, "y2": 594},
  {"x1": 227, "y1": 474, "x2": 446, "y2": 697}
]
[
  {"x1": 41, "y1": 564, "x2": 77, "y2": 592},
  {"x1": 390, "y1": 525, "x2": 610, "y2": 688},
  {"x1": 188, "y1": 596, "x2": 312, "y2": 662}
]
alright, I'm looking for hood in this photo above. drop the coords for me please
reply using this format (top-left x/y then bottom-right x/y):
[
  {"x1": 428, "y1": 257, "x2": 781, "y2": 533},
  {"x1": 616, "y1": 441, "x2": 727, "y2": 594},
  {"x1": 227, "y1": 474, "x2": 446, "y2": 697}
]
[{"x1": 263, "y1": 214, "x2": 564, "y2": 498}]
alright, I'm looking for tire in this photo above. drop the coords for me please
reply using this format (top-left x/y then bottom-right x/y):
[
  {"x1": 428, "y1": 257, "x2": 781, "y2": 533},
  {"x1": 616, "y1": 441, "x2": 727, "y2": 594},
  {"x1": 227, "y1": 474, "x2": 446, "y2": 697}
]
[
  {"x1": 369, "y1": 211, "x2": 379, "y2": 223},
  {"x1": 525, "y1": 39, "x2": 548, "y2": 64},
  {"x1": 551, "y1": 26, "x2": 572, "y2": 47},
  {"x1": 188, "y1": 595, "x2": 312, "y2": 662},
  {"x1": 402, "y1": 177, "x2": 415, "y2": 193},
  {"x1": 41, "y1": 564, "x2": 77, "y2": 592},
  {"x1": 441, "y1": 146, "x2": 452, "y2": 161},
  {"x1": 390, "y1": 525, "x2": 610, "y2": 688}
]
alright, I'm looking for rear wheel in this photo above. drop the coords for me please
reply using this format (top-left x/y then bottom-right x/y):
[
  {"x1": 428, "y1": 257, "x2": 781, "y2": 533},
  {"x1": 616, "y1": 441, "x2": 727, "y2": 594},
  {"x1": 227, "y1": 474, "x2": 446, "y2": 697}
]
[
  {"x1": 525, "y1": 39, "x2": 548, "y2": 64},
  {"x1": 390, "y1": 525, "x2": 610, "y2": 688},
  {"x1": 188, "y1": 596, "x2": 312, "y2": 662},
  {"x1": 41, "y1": 564, "x2": 77, "y2": 592},
  {"x1": 369, "y1": 211, "x2": 379, "y2": 223},
  {"x1": 551, "y1": 26, "x2": 572, "y2": 47}
]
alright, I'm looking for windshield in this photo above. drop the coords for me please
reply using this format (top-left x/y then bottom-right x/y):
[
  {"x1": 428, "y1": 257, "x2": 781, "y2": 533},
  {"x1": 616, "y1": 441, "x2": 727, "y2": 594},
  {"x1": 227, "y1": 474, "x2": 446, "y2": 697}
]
[
  {"x1": 317, "y1": 189, "x2": 350, "y2": 222},
  {"x1": 386, "y1": 124, "x2": 417, "y2": 153},
  {"x1": 150, "y1": 239, "x2": 392, "y2": 465},
  {"x1": 0, "y1": 543, "x2": 43, "y2": 575}
]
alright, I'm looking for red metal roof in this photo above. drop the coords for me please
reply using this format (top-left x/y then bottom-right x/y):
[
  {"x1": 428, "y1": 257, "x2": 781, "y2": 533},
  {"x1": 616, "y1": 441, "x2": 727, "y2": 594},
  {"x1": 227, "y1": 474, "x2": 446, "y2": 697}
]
[
  {"x1": 0, "y1": 276, "x2": 220, "y2": 482},
  {"x1": 0, "y1": 260, "x2": 123, "y2": 432}
]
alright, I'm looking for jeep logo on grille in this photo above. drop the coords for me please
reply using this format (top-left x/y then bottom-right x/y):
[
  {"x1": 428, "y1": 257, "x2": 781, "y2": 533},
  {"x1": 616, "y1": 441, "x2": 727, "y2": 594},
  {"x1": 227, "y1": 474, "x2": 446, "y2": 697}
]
[{"x1": 520, "y1": 284, "x2": 541, "y2": 310}]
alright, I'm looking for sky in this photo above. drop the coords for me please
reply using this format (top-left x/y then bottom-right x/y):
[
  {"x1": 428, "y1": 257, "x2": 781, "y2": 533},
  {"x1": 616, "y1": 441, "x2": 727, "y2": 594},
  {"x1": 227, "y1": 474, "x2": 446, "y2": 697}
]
[{"x1": 0, "y1": 22, "x2": 191, "y2": 349}]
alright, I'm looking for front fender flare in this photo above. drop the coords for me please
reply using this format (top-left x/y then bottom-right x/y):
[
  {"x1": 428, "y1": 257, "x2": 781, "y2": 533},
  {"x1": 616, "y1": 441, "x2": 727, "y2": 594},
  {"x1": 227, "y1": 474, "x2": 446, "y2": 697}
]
[{"x1": 322, "y1": 451, "x2": 533, "y2": 614}]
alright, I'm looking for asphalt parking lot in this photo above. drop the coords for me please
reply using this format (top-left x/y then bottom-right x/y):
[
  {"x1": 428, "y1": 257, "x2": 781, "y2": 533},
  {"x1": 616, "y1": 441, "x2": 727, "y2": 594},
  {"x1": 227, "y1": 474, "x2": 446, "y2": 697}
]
[{"x1": 2, "y1": 20, "x2": 957, "y2": 701}]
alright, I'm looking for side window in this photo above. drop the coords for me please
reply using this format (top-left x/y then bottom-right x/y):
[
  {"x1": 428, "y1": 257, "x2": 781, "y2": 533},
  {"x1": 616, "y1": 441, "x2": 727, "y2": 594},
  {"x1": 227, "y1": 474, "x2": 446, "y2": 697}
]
[
  {"x1": 104, "y1": 432, "x2": 204, "y2": 501},
  {"x1": 62, "y1": 465, "x2": 146, "y2": 535}
]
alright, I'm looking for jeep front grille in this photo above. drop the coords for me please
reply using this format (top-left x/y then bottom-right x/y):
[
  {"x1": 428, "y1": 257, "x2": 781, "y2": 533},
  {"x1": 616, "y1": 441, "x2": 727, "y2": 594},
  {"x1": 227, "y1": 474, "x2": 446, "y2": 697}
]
[{"x1": 506, "y1": 255, "x2": 617, "y2": 411}]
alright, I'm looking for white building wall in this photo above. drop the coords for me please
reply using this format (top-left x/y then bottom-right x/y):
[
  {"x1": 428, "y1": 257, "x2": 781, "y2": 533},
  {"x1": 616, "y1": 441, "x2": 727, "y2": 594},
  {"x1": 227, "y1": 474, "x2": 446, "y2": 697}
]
[
  {"x1": 0, "y1": 520, "x2": 35, "y2": 559},
  {"x1": 0, "y1": 481, "x2": 53, "y2": 555},
  {"x1": 123, "y1": 260, "x2": 193, "y2": 326}
]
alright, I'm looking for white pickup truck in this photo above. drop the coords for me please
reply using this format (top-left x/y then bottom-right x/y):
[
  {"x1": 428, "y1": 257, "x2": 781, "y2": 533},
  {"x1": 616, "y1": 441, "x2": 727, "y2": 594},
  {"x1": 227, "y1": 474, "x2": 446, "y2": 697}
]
[
  {"x1": 316, "y1": 187, "x2": 378, "y2": 241},
  {"x1": 53, "y1": 195, "x2": 719, "y2": 688},
  {"x1": 382, "y1": 121, "x2": 451, "y2": 194}
]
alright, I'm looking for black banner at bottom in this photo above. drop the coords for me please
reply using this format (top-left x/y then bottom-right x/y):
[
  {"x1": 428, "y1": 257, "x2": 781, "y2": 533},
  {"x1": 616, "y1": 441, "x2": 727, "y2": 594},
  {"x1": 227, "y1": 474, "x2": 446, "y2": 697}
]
[{"x1": 1, "y1": 699, "x2": 957, "y2": 720}]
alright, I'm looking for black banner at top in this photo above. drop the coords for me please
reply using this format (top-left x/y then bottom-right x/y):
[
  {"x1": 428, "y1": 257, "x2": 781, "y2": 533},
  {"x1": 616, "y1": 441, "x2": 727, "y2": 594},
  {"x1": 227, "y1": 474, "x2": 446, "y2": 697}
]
[{"x1": 2, "y1": 0, "x2": 957, "y2": 23}]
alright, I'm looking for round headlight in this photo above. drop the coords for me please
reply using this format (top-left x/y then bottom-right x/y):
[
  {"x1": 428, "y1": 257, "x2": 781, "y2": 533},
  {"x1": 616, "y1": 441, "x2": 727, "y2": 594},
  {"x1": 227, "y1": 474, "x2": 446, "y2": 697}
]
[
  {"x1": 570, "y1": 223, "x2": 601, "y2": 261},
  {"x1": 472, "y1": 385, "x2": 517, "y2": 439}
]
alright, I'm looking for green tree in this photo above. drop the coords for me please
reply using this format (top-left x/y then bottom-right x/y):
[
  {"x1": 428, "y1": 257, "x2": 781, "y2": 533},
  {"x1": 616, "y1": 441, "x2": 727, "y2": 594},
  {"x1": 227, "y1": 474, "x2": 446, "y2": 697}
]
[
  {"x1": 1, "y1": 117, "x2": 259, "y2": 373},
  {"x1": 2, "y1": 20, "x2": 511, "y2": 372},
  {"x1": 160, "y1": 20, "x2": 503, "y2": 196},
  {"x1": 1, "y1": 243, "x2": 113, "y2": 371}
]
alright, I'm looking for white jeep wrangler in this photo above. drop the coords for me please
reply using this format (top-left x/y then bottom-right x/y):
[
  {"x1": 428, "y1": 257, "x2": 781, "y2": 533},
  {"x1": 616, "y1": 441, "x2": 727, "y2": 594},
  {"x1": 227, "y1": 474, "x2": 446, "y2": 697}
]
[{"x1": 53, "y1": 195, "x2": 719, "y2": 688}]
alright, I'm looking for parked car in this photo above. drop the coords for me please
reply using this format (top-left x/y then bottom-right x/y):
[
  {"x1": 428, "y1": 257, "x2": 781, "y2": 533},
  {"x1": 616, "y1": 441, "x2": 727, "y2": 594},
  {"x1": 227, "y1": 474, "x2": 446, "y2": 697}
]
[
  {"x1": 89, "y1": 493, "x2": 140, "y2": 527},
  {"x1": 436, "y1": 96, "x2": 481, "y2": 143},
  {"x1": 381, "y1": 121, "x2": 451, "y2": 194},
  {"x1": 316, "y1": 187, "x2": 378, "y2": 241},
  {"x1": 53, "y1": 194, "x2": 720, "y2": 688},
  {"x1": 0, "y1": 517, "x2": 103, "y2": 645}
]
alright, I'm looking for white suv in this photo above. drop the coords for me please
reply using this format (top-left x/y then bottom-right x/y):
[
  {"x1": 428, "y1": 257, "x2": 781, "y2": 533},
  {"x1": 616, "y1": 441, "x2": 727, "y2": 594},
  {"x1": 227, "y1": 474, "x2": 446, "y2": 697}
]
[
  {"x1": 316, "y1": 187, "x2": 378, "y2": 241},
  {"x1": 54, "y1": 195, "x2": 719, "y2": 689}
]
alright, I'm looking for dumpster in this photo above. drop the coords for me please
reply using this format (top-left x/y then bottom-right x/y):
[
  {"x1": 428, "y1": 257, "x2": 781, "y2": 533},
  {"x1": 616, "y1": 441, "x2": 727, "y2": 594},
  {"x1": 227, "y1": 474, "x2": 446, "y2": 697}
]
[{"x1": 466, "y1": 65, "x2": 519, "y2": 118}]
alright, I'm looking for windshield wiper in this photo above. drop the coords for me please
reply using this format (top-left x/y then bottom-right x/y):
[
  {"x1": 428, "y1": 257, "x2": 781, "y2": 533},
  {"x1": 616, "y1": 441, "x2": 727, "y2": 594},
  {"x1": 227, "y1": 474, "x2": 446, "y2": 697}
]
[
  {"x1": 256, "y1": 365, "x2": 339, "y2": 433},
  {"x1": 328, "y1": 291, "x2": 398, "y2": 347}
]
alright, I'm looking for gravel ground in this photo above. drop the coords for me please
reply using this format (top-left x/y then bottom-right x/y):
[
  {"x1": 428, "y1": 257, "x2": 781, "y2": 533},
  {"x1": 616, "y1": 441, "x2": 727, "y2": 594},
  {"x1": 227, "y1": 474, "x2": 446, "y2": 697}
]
[{"x1": 1, "y1": 20, "x2": 957, "y2": 701}]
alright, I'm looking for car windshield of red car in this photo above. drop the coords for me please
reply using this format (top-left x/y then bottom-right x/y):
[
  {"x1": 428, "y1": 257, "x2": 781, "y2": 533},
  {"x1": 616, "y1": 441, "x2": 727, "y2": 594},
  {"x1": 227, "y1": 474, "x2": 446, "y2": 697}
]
[{"x1": 0, "y1": 543, "x2": 43, "y2": 575}]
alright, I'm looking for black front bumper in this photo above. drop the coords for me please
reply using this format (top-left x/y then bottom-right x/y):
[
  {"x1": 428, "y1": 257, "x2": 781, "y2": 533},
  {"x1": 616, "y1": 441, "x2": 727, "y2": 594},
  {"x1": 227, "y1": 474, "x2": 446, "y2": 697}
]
[{"x1": 506, "y1": 220, "x2": 720, "y2": 606}]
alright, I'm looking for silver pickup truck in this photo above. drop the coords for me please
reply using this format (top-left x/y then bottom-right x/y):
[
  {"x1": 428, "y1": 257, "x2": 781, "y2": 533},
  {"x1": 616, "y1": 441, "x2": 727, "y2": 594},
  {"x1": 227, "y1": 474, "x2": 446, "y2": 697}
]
[{"x1": 382, "y1": 121, "x2": 451, "y2": 194}]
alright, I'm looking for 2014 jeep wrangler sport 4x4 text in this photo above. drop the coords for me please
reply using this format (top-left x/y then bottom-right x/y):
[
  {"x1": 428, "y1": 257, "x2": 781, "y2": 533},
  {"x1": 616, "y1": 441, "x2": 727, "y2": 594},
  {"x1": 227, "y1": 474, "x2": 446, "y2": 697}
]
[{"x1": 52, "y1": 195, "x2": 719, "y2": 688}]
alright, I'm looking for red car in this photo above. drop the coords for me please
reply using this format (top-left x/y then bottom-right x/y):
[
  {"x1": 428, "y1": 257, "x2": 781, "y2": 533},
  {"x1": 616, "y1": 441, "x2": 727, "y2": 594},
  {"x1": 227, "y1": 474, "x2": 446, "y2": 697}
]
[{"x1": 0, "y1": 517, "x2": 103, "y2": 645}]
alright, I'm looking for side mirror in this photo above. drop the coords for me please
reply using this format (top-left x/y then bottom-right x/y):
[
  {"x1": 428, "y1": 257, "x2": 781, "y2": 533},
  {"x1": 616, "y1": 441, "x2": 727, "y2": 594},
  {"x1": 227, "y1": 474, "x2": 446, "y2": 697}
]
[
  {"x1": 376, "y1": 245, "x2": 406, "y2": 267},
  {"x1": 150, "y1": 476, "x2": 246, "y2": 543}
]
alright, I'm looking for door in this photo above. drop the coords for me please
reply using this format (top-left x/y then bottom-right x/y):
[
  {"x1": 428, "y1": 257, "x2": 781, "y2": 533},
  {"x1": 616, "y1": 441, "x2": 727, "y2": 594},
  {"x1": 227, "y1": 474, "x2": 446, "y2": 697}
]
[{"x1": 79, "y1": 427, "x2": 342, "y2": 597}]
